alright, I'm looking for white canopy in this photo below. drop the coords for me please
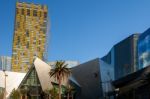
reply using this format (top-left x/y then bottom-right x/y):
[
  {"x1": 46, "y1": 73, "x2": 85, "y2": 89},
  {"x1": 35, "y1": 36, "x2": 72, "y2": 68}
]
[{"x1": 0, "y1": 71, "x2": 26, "y2": 98}]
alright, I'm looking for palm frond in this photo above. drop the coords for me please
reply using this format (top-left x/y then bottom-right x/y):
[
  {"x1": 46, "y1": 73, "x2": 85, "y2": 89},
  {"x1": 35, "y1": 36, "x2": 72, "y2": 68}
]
[{"x1": 49, "y1": 61, "x2": 71, "y2": 82}]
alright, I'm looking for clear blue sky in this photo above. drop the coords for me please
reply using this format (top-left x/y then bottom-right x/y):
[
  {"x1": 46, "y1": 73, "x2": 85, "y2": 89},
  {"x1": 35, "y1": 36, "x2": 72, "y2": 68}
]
[{"x1": 1, "y1": 0, "x2": 150, "y2": 63}]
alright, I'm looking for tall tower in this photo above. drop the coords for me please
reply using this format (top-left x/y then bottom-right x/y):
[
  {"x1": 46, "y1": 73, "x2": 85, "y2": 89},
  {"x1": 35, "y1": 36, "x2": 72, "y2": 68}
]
[{"x1": 11, "y1": 2, "x2": 48, "y2": 72}]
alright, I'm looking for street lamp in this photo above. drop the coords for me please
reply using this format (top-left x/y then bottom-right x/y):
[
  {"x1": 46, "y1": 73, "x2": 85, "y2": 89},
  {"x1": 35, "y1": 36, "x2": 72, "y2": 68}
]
[{"x1": 3, "y1": 70, "x2": 8, "y2": 99}]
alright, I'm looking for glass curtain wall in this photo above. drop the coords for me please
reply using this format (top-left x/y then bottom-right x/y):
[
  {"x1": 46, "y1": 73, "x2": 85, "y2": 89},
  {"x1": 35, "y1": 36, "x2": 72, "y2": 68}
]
[
  {"x1": 138, "y1": 34, "x2": 150, "y2": 68},
  {"x1": 19, "y1": 67, "x2": 42, "y2": 99}
]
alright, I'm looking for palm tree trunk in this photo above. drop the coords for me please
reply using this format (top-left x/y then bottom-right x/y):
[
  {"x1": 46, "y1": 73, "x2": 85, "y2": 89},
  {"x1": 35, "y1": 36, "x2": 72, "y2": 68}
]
[
  {"x1": 49, "y1": 94, "x2": 51, "y2": 99},
  {"x1": 20, "y1": 95, "x2": 22, "y2": 99},
  {"x1": 25, "y1": 95, "x2": 27, "y2": 99},
  {"x1": 59, "y1": 78, "x2": 62, "y2": 99},
  {"x1": 67, "y1": 93, "x2": 69, "y2": 99},
  {"x1": 71, "y1": 94, "x2": 73, "y2": 99}
]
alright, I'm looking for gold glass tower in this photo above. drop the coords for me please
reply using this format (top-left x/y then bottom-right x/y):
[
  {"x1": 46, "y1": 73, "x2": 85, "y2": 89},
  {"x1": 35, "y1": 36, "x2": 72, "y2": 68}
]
[{"x1": 12, "y1": 2, "x2": 48, "y2": 72}]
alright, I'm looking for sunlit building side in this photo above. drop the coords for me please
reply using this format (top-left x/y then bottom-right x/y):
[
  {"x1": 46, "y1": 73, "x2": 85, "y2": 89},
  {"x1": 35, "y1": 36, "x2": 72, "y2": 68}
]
[{"x1": 11, "y1": 2, "x2": 49, "y2": 72}]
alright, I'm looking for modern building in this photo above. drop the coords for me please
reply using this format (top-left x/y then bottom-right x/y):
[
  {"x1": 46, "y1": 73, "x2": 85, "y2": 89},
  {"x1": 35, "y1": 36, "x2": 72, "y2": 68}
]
[
  {"x1": 11, "y1": 2, "x2": 49, "y2": 72},
  {"x1": 138, "y1": 28, "x2": 150, "y2": 69},
  {"x1": 102, "y1": 34, "x2": 139, "y2": 80},
  {"x1": 0, "y1": 57, "x2": 114, "y2": 99},
  {"x1": 0, "y1": 57, "x2": 77, "y2": 99},
  {"x1": 112, "y1": 64, "x2": 150, "y2": 99},
  {"x1": 48, "y1": 61, "x2": 79, "y2": 68},
  {"x1": 0, "y1": 56, "x2": 11, "y2": 71},
  {"x1": 12, "y1": 57, "x2": 77, "y2": 99},
  {"x1": 71, "y1": 58, "x2": 114, "y2": 99}
]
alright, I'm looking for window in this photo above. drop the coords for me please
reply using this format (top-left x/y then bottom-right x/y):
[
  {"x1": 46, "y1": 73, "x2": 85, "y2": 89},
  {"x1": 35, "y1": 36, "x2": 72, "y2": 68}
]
[
  {"x1": 22, "y1": 9, "x2": 24, "y2": 15},
  {"x1": 26, "y1": 42, "x2": 29, "y2": 49},
  {"x1": 33, "y1": 10, "x2": 37, "y2": 16},
  {"x1": 27, "y1": 9, "x2": 30, "y2": 16},
  {"x1": 33, "y1": 41, "x2": 36, "y2": 45},
  {"x1": 37, "y1": 47, "x2": 40, "y2": 51},
  {"x1": 39, "y1": 11, "x2": 41, "y2": 17},
  {"x1": 44, "y1": 12, "x2": 47, "y2": 18},
  {"x1": 17, "y1": 36, "x2": 20, "y2": 44},
  {"x1": 26, "y1": 30, "x2": 29, "y2": 37}
]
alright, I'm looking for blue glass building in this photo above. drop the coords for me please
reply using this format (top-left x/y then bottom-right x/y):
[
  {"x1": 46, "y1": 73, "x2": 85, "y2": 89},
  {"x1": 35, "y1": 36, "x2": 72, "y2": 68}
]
[
  {"x1": 138, "y1": 28, "x2": 150, "y2": 69},
  {"x1": 102, "y1": 34, "x2": 139, "y2": 80}
]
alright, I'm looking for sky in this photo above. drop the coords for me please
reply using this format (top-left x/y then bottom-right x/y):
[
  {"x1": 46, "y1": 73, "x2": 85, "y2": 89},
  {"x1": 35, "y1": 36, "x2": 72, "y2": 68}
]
[{"x1": 1, "y1": 0, "x2": 150, "y2": 63}]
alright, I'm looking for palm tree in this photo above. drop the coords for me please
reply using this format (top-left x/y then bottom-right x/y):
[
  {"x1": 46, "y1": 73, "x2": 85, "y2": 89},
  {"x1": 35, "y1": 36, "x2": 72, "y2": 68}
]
[
  {"x1": 19, "y1": 86, "x2": 28, "y2": 99},
  {"x1": 44, "y1": 89, "x2": 51, "y2": 99},
  {"x1": 49, "y1": 87, "x2": 59, "y2": 99},
  {"x1": 65, "y1": 85, "x2": 75, "y2": 99},
  {"x1": 44, "y1": 87, "x2": 58, "y2": 99},
  {"x1": 49, "y1": 61, "x2": 71, "y2": 99}
]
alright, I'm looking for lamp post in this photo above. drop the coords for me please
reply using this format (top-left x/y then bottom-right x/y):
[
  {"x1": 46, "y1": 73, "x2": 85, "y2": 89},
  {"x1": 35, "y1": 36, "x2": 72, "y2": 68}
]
[{"x1": 3, "y1": 70, "x2": 8, "y2": 99}]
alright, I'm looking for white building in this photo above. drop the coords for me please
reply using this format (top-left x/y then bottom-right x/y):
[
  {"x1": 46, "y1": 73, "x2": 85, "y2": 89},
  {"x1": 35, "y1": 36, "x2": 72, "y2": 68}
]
[{"x1": 0, "y1": 56, "x2": 11, "y2": 71}]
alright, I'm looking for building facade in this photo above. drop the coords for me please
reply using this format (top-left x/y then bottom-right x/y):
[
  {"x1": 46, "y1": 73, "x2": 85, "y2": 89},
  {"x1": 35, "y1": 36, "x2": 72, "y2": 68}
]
[
  {"x1": 112, "y1": 65, "x2": 150, "y2": 99},
  {"x1": 11, "y1": 2, "x2": 48, "y2": 72},
  {"x1": 71, "y1": 58, "x2": 114, "y2": 99},
  {"x1": 0, "y1": 56, "x2": 11, "y2": 71},
  {"x1": 0, "y1": 57, "x2": 114, "y2": 99},
  {"x1": 138, "y1": 28, "x2": 150, "y2": 69},
  {"x1": 102, "y1": 34, "x2": 139, "y2": 80}
]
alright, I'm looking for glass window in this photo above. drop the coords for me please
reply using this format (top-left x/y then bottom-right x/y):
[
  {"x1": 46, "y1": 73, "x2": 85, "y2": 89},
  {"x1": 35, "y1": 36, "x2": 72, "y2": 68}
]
[
  {"x1": 26, "y1": 30, "x2": 29, "y2": 37},
  {"x1": 33, "y1": 10, "x2": 37, "y2": 16},
  {"x1": 17, "y1": 36, "x2": 20, "y2": 44},
  {"x1": 44, "y1": 12, "x2": 47, "y2": 18},
  {"x1": 26, "y1": 42, "x2": 29, "y2": 49},
  {"x1": 27, "y1": 9, "x2": 30, "y2": 16},
  {"x1": 21, "y1": 9, "x2": 24, "y2": 15}
]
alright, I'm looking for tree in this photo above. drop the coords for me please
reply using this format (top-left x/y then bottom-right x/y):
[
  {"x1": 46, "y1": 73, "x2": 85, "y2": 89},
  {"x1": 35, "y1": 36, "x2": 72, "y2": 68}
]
[
  {"x1": 10, "y1": 88, "x2": 20, "y2": 99},
  {"x1": 49, "y1": 87, "x2": 59, "y2": 99},
  {"x1": 44, "y1": 87, "x2": 58, "y2": 99},
  {"x1": 65, "y1": 85, "x2": 76, "y2": 99},
  {"x1": 19, "y1": 86, "x2": 28, "y2": 99},
  {"x1": 44, "y1": 89, "x2": 50, "y2": 99},
  {"x1": 49, "y1": 61, "x2": 71, "y2": 99}
]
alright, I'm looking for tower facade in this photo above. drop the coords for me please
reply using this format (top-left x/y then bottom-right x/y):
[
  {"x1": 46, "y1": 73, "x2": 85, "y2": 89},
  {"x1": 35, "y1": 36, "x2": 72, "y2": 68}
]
[{"x1": 12, "y1": 2, "x2": 48, "y2": 72}]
